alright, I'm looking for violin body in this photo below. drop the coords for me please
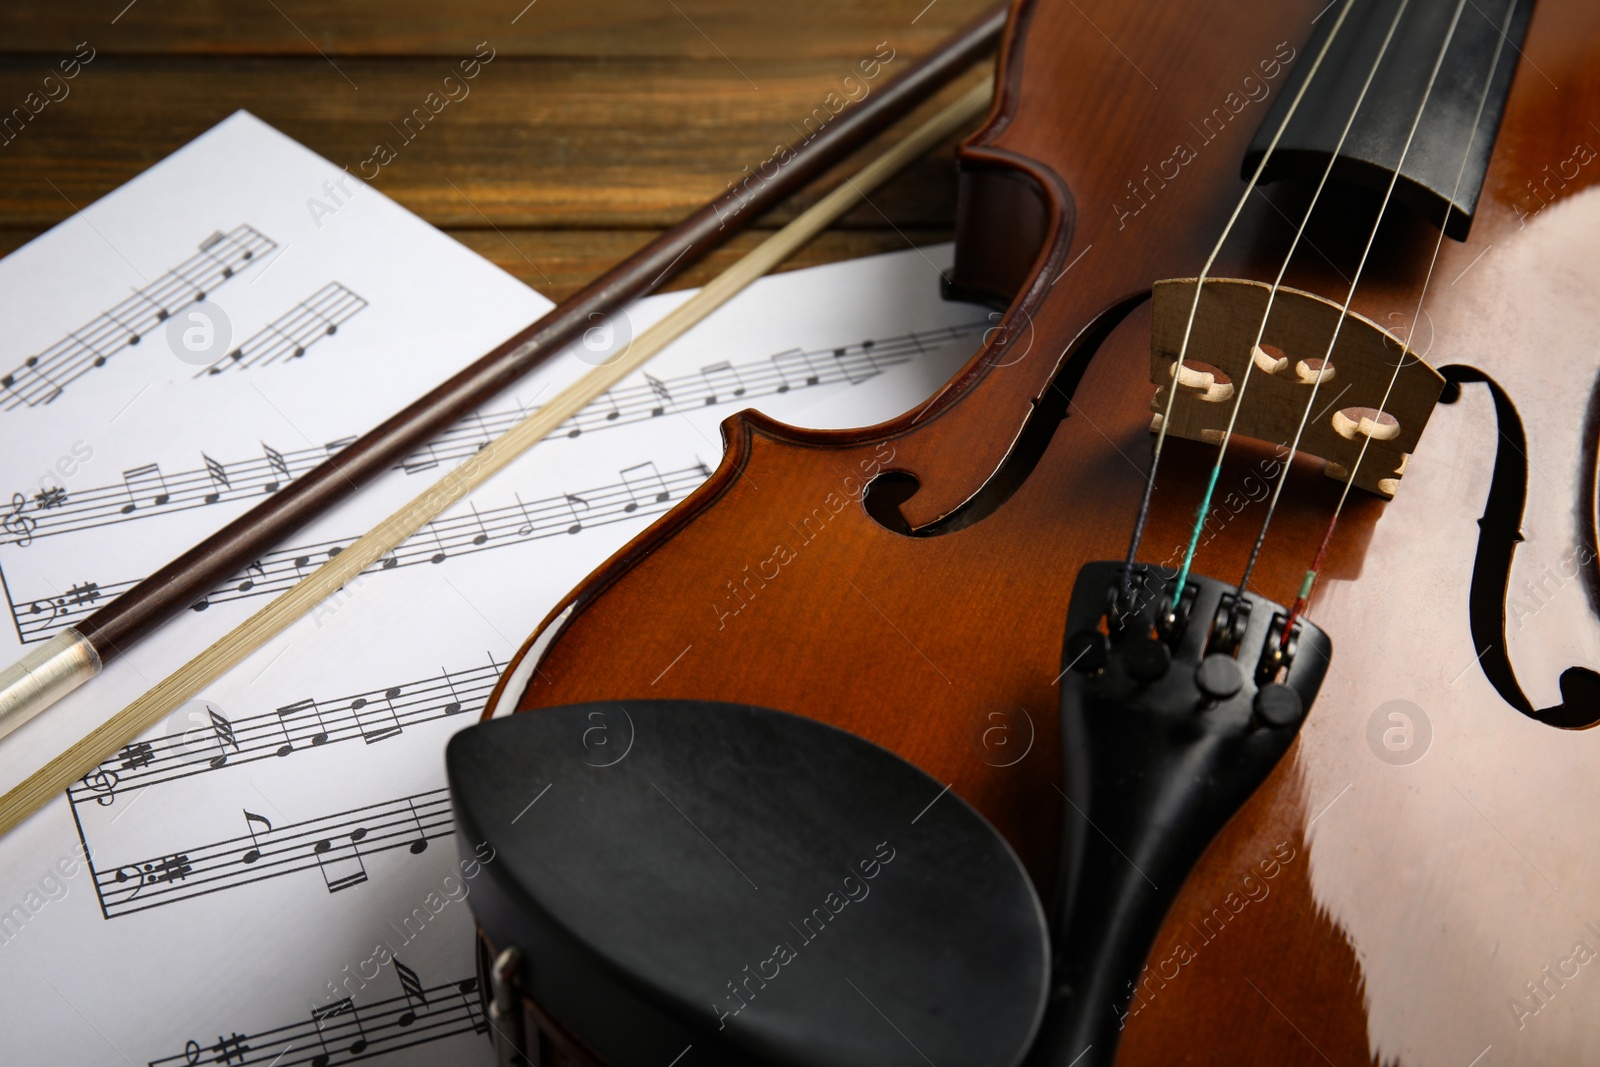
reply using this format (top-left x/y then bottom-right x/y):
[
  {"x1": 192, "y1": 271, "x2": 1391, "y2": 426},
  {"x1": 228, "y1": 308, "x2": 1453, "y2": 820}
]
[{"x1": 493, "y1": 0, "x2": 1600, "y2": 1061}]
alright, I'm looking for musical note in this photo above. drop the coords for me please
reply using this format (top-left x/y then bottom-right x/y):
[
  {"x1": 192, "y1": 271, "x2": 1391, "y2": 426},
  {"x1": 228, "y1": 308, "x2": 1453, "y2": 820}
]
[
  {"x1": 197, "y1": 282, "x2": 367, "y2": 377},
  {"x1": 89, "y1": 790, "x2": 452, "y2": 916},
  {"x1": 310, "y1": 997, "x2": 368, "y2": 1065},
  {"x1": 67, "y1": 661, "x2": 503, "y2": 805},
  {"x1": 8, "y1": 321, "x2": 988, "y2": 547},
  {"x1": 1, "y1": 356, "x2": 65, "y2": 407},
  {"x1": 101, "y1": 306, "x2": 141, "y2": 347},
  {"x1": 563, "y1": 493, "x2": 589, "y2": 535},
  {"x1": 700, "y1": 360, "x2": 746, "y2": 403},
  {"x1": 14, "y1": 460, "x2": 718, "y2": 643},
  {"x1": 514, "y1": 492, "x2": 537, "y2": 537},
  {"x1": 236, "y1": 559, "x2": 266, "y2": 594},
  {"x1": 394, "y1": 959, "x2": 429, "y2": 1026},
  {"x1": 119, "y1": 463, "x2": 169, "y2": 513},
  {"x1": 771, "y1": 347, "x2": 822, "y2": 392},
  {"x1": 425, "y1": 524, "x2": 448, "y2": 565},
  {"x1": 456, "y1": 977, "x2": 490, "y2": 1035},
  {"x1": 275, "y1": 697, "x2": 329, "y2": 755},
  {"x1": 146, "y1": 972, "x2": 487, "y2": 1066},
  {"x1": 404, "y1": 799, "x2": 430, "y2": 855},
  {"x1": 620, "y1": 461, "x2": 671, "y2": 513},
  {"x1": 205, "y1": 705, "x2": 239, "y2": 768},
  {"x1": 352, "y1": 686, "x2": 405, "y2": 744},
  {"x1": 645, "y1": 373, "x2": 672, "y2": 417},
  {"x1": 130, "y1": 286, "x2": 171, "y2": 324},
  {"x1": 313, "y1": 826, "x2": 369, "y2": 893},
  {"x1": 261, "y1": 443, "x2": 290, "y2": 492},
  {"x1": 241, "y1": 810, "x2": 272, "y2": 864},
  {"x1": 201, "y1": 452, "x2": 230, "y2": 504},
  {"x1": 0, "y1": 224, "x2": 274, "y2": 410},
  {"x1": 467, "y1": 412, "x2": 496, "y2": 452},
  {"x1": 837, "y1": 341, "x2": 878, "y2": 384},
  {"x1": 440, "y1": 669, "x2": 466, "y2": 715}
]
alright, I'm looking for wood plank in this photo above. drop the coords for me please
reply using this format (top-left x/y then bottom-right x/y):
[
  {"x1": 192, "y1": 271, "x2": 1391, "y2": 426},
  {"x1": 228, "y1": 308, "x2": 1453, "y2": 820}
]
[
  {"x1": 450, "y1": 226, "x2": 954, "y2": 300},
  {"x1": 0, "y1": 0, "x2": 995, "y2": 59},
  {"x1": 0, "y1": 56, "x2": 983, "y2": 232}
]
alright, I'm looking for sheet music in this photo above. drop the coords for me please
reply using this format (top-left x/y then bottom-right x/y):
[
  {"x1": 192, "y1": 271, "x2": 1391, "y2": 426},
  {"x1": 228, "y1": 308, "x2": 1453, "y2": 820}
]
[{"x1": 0, "y1": 111, "x2": 984, "y2": 1064}]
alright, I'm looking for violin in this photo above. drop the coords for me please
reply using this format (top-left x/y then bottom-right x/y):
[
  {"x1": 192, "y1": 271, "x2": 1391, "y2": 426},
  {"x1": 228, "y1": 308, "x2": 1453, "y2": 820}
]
[{"x1": 450, "y1": 0, "x2": 1600, "y2": 1063}]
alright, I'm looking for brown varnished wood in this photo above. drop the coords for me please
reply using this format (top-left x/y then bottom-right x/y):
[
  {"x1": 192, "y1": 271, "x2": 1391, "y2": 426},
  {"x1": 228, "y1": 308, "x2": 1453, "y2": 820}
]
[
  {"x1": 0, "y1": 0, "x2": 997, "y2": 60},
  {"x1": 0, "y1": 1, "x2": 997, "y2": 298},
  {"x1": 1121, "y1": 3, "x2": 1600, "y2": 1063},
  {"x1": 0, "y1": 56, "x2": 983, "y2": 246},
  {"x1": 503, "y1": 0, "x2": 1600, "y2": 1063}
]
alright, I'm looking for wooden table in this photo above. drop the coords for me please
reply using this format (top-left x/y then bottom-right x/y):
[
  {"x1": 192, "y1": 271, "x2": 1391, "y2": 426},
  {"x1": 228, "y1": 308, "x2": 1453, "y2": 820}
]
[{"x1": 0, "y1": 0, "x2": 996, "y2": 303}]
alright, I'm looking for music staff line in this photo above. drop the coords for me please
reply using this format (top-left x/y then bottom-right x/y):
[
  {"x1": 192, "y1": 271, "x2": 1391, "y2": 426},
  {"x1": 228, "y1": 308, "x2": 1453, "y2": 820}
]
[
  {"x1": 0, "y1": 225, "x2": 277, "y2": 411},
  {"x1": 13, "y1": 458, "x2": 710, "y2": 641},
  {"x1": 89, "y1": 788, "x2": 453, "y2": 918},
  {"x1": 71, "y1": 657, "x2": 504, "y2": 808},
  {"x1": 196, "y1": 281, "x2": 368, "y2": 377},
  {"x1": 146, "y1": 966, "x2": 486, "y2": 1066},
  {"x1": 1, "y1": 321, "x2": 984, "y2": 546}
]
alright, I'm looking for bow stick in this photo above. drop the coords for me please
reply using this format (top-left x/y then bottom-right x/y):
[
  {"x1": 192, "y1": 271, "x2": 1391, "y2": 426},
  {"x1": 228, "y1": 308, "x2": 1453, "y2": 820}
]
[
  {"x1": 0, "y1": 78, "x2": 995, "y2": 836},
  {"x1": 0, "y1": 3, "x2": 1006, "y2": 742}
]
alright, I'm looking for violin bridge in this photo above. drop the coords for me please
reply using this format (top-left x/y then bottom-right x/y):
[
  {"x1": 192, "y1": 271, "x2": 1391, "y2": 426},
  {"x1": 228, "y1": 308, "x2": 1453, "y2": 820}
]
[{"x1": 1147, "y1": 278, "x2": 1447, "y2": 499}]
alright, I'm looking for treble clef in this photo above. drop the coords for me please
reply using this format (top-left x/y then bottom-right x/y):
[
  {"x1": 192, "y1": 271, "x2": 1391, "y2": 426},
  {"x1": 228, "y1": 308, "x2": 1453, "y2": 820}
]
[{"x1": 2, "y1": 492, "x2": 35, "y2": 547}]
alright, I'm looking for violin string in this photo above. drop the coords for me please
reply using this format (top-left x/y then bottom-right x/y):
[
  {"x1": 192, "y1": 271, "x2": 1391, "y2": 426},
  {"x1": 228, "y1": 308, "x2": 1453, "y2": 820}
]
[
  {"x1": 1276, "y1": 0, "x2": 1519, "y2": 646},
  {"x1": 1120, "y1": 0, "x2": 1360, "y2": 592},
  {"x1": 1169, "y1": 0, "x2": 1415, "y2": 596},
  {"x1": 1233, "y1": 0, "x2": 1471, "y2": 602}
]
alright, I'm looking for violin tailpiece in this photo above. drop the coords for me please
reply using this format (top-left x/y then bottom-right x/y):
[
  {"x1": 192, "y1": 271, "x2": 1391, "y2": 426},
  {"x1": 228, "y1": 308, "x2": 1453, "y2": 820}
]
[
  {"x1": 1147, "y1": 277, "x2": 1447, "y2": 498},
  {"x1": 1035, "y1": 561, "x2": 1331, "y2": 1064}
]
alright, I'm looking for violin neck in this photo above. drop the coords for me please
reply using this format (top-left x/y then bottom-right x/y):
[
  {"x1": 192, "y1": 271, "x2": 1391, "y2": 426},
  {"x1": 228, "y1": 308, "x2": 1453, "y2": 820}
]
[{"x1": 1244, "y1": 0, "x2": 1532, "y2": 238}]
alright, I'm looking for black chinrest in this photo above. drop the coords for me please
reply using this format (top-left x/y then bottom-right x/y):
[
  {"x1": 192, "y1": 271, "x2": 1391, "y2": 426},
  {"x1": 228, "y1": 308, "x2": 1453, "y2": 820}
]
[{"x1": 447, "y1": 700, "x2": 1048, "y2": 1067}]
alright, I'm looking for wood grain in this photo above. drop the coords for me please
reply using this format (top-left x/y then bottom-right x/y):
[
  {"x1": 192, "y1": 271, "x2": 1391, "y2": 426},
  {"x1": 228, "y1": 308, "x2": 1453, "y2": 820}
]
[
  {"x1": 0, "y1": 4, "x2": 992, "y2": 304},
  {"x1": 0, "y1": 0, "x2": 996, "y2": 58}
]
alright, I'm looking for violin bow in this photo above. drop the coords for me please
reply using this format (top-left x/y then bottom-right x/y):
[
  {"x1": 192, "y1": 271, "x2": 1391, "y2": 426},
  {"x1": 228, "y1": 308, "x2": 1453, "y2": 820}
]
[
  {"x1": 0, "y1": 75, "x2": 996, "y2": 835},
  {"x1": 0, "y1": 4, "x2": 1006, "y2": 742}
]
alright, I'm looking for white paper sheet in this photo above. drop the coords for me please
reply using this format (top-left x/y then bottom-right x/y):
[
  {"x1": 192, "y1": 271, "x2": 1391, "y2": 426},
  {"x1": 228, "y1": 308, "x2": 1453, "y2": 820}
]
[{"x1": 0, "y1": 111, "x2": 984, "y2": 1065}]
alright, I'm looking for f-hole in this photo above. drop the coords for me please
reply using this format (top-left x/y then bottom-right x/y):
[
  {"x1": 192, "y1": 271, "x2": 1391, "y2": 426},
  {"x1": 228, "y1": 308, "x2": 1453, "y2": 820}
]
[
  {"x1": 863, "y1": 471, "x2": 920, "y2": 535},
  {"x1": 860, "y1": 292, "x2": 1150, "y2": 538},
  {"x1": 1446, "y1": 365, "x2": 1600, "y2": 729}
]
